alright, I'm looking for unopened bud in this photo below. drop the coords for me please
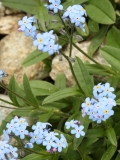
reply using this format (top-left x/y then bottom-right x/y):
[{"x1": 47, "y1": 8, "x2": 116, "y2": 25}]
[{"x1": 18, "y1": 28, "x2": 22, "y2": 32}]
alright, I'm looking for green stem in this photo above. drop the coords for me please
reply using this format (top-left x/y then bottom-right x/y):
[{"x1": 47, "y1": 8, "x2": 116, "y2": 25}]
[
  {"x1": 0, "y1": 82, "x2": 38, "y2": 108},
  {"x1": 0, "y1": 104, "x2": 16, "y2": 109},
  {"x1": 77, "y1": 148, "x2": 85, "y2": 160},
  {"x1": 73, "y1": 43, "x2": 116, "y2": 75},
  {"x1": 0, "y1": 98, "x2": 15, "y2": 106},
  {"x1": 60, "y1": 51, "x2": 82, "y2": 91}
]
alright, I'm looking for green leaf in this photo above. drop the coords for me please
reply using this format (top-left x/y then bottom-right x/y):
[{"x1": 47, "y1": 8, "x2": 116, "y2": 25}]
[
  {"x1": 73, "y1": 57, "x2": 94, "y2": 96},
  {"x1": 115, "y1": 153, "x2": 120, "y2": 160},
  {"x1": 101, "y1": 145, "x2": 116, "y2": 160},
  {"x1": 88, "y1": 26, "x2": 109, "y2": 57},
  {"x1": 62, "y1": 0, "x2": 88, "y2": 9},
  {"x1": 106, "y1": 128, "x2": 117, "y2": 146},
  {"x1": 69, "y1": 97, "x2": 83, "y2": 113},
  {"x1": 85, "y1": 128, "x2": 105, "y2": 138},
  {"x1": 29, "y1": 80, "x2": 58, "y2": 96},
  {"x1": 85, "y1": 63, "x2": 110, "y2": 76},
  {"x1": 8, "y1": 76, "x2": 20, "y2": 106},
  {"x1": 22, "y1": 50, "x2": 49, "y2": 67},
  {"x1": 42, "y1": 87, "x2": 82, "y2": 104},
  {"x1": 12, "y1": 107, "x2": 32, "y2": 117},
  {"x1": 116, "y1": 99, "x2": 120, "y2": 105},
  {"x1": 55, "y1": 73, "x2": 66, "y2": 89},
  {"x1": 1, "y1": 0, "x2": 37, "y2": 14},
  {"x1": 88, "y1": 19, "x2": 99, "y2": 32},
  {"x1": 100, "y1": 46, "x2": 120, "y2": 71},
  {"x1": 38, "y1": 109, "x2": 54, "y2": 122},
  {"x1": 48, "y1": 23, "x2": 64, "y2": 30},
  {"x1": 114, "y1": 121, "x2": 120, "y2": 136},
  {"x1": 80, "y1": 137, "x2": 98, "y2": 154},
  {"x1": 36, "y1": 3, "x2": 49, "y2": 31},
  {"x1": 61, "y1": 147, "x2": 81, "y2": 160},
  {"x1": 21, "y1": 154, "x2": 58, "y2": 160},
  {"x1": 107, "y1": 75, "x2": 120, "y2": 90},
  {"x1": 23, "y1": 74, "x2": 39, "y2": 107},
  {"x1": 106, "y1": 26, "x2": 120, "y2": 49},
  {"x1": 86, "y1": 0, "x2": 116, "y2": 24}
]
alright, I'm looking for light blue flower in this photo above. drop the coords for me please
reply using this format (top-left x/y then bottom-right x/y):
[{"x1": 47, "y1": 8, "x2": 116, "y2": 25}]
[
  {"x1": 14, "y1": 126, "x2": 28, "y2": 139},
  {"x1": 65, "y1": 119, "x2": 78, "y2": 129},
  {"x1": 33, "y1": 33, "x2": 50, "y2": 50},
  {"x1": 62, "y1": 6, "x2": 78, "y2": 19},
  {"x1": 45, "y1": 30, "x2": 56, "y2": 41},
  {"x1": 3, "y1": 130, "x2": 10, "y2": 143},
  {"x1": 14, "y1": 117, "x2": 28, "y2": 128},
  {"x1": 44, "y1": 131, "x2": 58, "y2": 141},
  {"x1": 30, "y1": 132, "x2": 43, "y2": 145},
  {"x1": 43, "y1": 139, "x2": 57, "y2": 150},
  {"x1": 9, "y1": 146, "x2": 18, "y2": 158},
  {"x1": 71, "y1": 125, "x2": 85, "y2": 138},
  {"x1": 70, "y1": 14, "x2": 85, "y2": 26},
  {"x1": 0, "y1": 140, "x2": 18, "y2": 159},
  {"x1": 55, "y1": 135, "x2": 67, "y2": 152},
  {"x1": 18, "y1": 16, "x2": 34, "y2": 31},
  {"x1": 24, "y1": 26, "x2": 36, "y2": 39},
  {"x1": 43, "y1": 39, "x2": 61, "y2": 55},
  {"x1": 47, "y1": 0, "x2": 63, "y2": 13}
]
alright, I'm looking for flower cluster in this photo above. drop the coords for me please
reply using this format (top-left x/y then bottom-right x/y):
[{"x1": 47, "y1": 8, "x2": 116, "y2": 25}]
[
  {"x1": 62, "y1": 5, "x2": 87, "y2": 31},
  {"x1": 65, "y1": 119, "x2": 85, "y2": 138},
  {"x1": 33, "y1": 30, "x2": 62, "y2": 55},
  {"x1": 29, "y1": 122, "x2": 68, "y2": 152},
  {"x1": 5, "y1": 116, "x2": 28, "y2": 140},
  {"x1": 0, "y1": 140, "x2": 18, "y2": 160},
  {"x1": 18, "y1": 16, "x2": 62, "y2": 55},
  {"x1": 81, "y1": 83, "x2": 116, "y2": 123},
  {"x1": 46, "y1": 0, "x2": 63, "y2": 13},
  {"x1": 18, "y1": 16, "x2": 36, "y2": 39}
]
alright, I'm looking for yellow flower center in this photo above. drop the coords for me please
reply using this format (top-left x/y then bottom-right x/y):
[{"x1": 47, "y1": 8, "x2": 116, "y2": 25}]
[
  {"x1": 39, "y1": 38, "x2": 43, "y2": 43},
  {"x1": 86, "y1": 102, "x2": 90, "y2": 106},
  {"x1": 104, "y1": 110, "x2": 109, "y2": 114},
  {"x1": 96, "y1": 85, "x2": 100, "y2": 89}
]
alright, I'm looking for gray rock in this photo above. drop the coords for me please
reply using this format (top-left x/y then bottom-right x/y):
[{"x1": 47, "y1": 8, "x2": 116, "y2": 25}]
[
  {"x1": 0, "y1": 29, "x2": 45, "y2": 85},
  {"x1": 50, "y1": 41, "x2": 108, "y2": 86},
  {"x1": 0, "y1": 15, "x2": 24, "y2": 34}
]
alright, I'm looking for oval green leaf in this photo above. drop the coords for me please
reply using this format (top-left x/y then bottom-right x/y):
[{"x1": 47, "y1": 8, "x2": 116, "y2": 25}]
[
  {"x1": 101, "y1": 145, "x2": 116, "y2": 160},
  {"x1": 106, "y1": 127, "x2": 117, "y2": 146},
  {"x1": 22, "y1": 50, "x2": 49, "y2": 67},
  {"x1": 73, "y1": 57, "x2": 94, "y2": 96},
  {"x1": 100, "y1": 46, "x2": 120, "y2": 71},
  {"x1": 42, "y1": 87, "x2": 82, "y2": 104},
  {"x1": 23, "y1": 74, "x2": 39, "y2": 107},
  {"x1": 29, "y1": 80, "x2": 58, "y2": 96},
  {"x1": 106, "y1": 26, "x2": 120, "y2": 49},
  {"x1": 86, "y1": 0, "x2": 116, "y2": 24}
]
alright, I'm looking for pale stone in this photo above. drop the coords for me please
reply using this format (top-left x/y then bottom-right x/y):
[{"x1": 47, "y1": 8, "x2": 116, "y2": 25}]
[
  {"x1": 50, "y1": 41, "x2": 108, "y2": 86},
  {"x1": 0, "y1": 15, "x2": 24, "y2": 34},
  {"x1": 0, "y1": 2, "x2": 5, "y2": 17},
  {"x1": 0, "y1": 30, "x2": 45, "y2": 85},
  {"x1": 0, "y1": 94, "x2": 15, "y2": 124}
]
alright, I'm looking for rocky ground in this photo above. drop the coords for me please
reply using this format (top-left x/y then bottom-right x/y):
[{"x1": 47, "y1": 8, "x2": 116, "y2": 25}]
[{"x1": 0, "y1": 1, "x2": 110, "y2": 123}]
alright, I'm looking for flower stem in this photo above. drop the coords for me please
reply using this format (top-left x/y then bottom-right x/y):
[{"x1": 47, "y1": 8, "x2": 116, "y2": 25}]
[
  {"x1": 73, "y1": 43, "x2": 116, "y2": 75},
  {"x1": 60, "y1": 51, "x2": 82, "y2": 92}
]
